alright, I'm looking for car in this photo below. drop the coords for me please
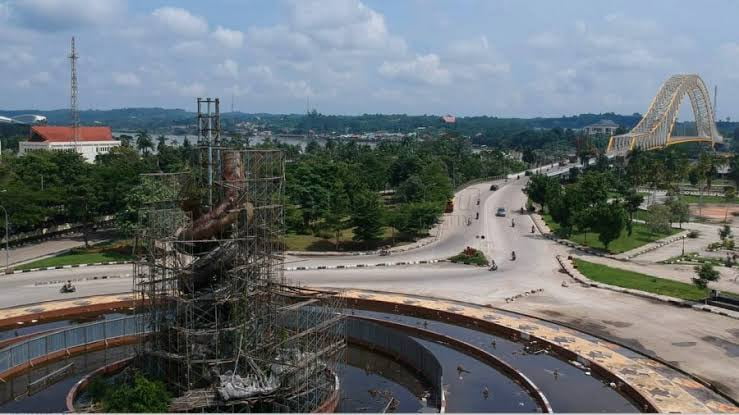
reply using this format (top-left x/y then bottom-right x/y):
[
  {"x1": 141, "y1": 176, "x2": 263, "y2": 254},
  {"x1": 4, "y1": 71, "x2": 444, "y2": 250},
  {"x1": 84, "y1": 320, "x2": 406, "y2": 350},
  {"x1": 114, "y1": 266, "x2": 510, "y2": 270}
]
[
  {"x1": 489, "y1": 184, "x2": 499, "y2": 191},
  {"x1": 496, "y1": 207, "x2": 507, "y2": 217}
]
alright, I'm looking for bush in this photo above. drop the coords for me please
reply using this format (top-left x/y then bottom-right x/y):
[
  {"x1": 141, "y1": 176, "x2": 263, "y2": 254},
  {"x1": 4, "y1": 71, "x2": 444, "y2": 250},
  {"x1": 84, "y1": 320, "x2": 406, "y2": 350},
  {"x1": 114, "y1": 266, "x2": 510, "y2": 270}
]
[
  {"x1": 687, "y1": 230, "x2": 700, "y2": 238},
  {"x1": 449, "y1": 247, "x2": 489, "y2": 266},
  {"x1": 89, "y1": 369, "x2": 171, "y2": 413}
]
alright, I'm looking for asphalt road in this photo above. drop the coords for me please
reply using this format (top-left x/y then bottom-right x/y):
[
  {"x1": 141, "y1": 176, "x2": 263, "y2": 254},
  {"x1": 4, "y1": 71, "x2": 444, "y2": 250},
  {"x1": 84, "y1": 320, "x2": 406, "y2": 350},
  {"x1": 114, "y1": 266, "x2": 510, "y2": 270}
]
[{"x1": 1, "y1": 164, "x2": 738, "y2": 400}]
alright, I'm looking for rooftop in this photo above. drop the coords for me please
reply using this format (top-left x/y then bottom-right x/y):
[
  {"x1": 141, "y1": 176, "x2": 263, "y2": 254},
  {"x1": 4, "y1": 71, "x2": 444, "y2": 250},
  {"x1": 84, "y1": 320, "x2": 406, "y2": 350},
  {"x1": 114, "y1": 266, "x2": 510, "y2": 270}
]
[
  {"x1": 30, "y1": 126, "x2": 114, "y2": 142},
  {"x1": 585, "y1": 119, "x2": 619, "y2": 128}
]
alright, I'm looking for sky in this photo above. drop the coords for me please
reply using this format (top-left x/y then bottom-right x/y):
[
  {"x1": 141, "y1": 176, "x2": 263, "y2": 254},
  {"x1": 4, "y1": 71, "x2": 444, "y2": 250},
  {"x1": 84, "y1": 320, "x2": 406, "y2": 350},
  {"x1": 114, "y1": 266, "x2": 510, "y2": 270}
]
[{"x1": 1, "y1": 0, "x2": 738, "y2": 118}]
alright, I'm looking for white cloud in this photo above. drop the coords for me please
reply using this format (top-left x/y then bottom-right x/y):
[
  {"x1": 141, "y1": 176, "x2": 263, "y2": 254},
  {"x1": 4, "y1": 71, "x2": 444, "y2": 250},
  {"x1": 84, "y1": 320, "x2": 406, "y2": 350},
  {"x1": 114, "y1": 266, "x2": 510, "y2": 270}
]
[
  {"x1": 10, "y1": 0, "x2": 125, "y2": 31},
  {"x1": 249, "y1": 0, "x2": 405, "y2": 58},
  {"x1": 379, "y1": 54, "x2": 451, "y2": 86},
  {"x1": 152, "y1": 7, "x2": 208, "y2": 37},
  {"x1": 528, "y1": 32, "x2": 563, "y2": 49},
  {"x1": 216, "y1": 59, "x2": 239, "y2": 79},
  {"x1": 112, "y1": 72, "x2": 141, "y2": 87},
  {"x1": 212, "y1": 26, "x2": 243, "y2": 49},
  {"x1": 15, "y1": 71, "x2": 51, "y2": 88},
  {"x1": 171, "y1": 82, "x2": 206, "y2": 97}
]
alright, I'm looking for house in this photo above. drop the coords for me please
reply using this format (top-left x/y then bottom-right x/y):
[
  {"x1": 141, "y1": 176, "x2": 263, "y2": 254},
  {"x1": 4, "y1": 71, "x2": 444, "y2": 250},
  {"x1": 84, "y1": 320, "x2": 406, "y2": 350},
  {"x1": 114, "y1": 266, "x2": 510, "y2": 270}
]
[
  {"x1": 582, "y1": 119, "x2": 619, "y2": 136},
  {"x1": 19, "y1": 126, "x2": 120, "y2": 162}
]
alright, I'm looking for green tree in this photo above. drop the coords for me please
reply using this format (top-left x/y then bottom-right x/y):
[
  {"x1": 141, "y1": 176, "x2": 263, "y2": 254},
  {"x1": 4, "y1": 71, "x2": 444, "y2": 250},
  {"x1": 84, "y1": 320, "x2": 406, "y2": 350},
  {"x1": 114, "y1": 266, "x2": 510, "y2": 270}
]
[
  {"x1": 623, "y1": 190, "x2": 644, "y2": 235},
  {"x1": 692, "y1": 262, "x2": 720, "y2": 290},
  {"x1": 101, "y1": 372, "x2": 171, "y2": 413},
  {"x1": 718, "y1": 224, "x2": 733, "y2": 241},
  {"x1": 646, "y1": 204, "x2": 672, "y2": 234},
  {"x1": 135, "y1": 131, "x2": 154, "y2": 155},
  {"x1": 723, "y1": 186, "x2": 736, "y2": 222},
  {"x1": 665, "y1": 197, "x2": 690, "y2": 229},
  {"x1": 351, "y1": 190, "x2": 384, "y2": 247},
  {"x1": 592, "y1": 202, "x2": 627, "y2": 251},
  {"x1": 324, "y1": 179, "x2": 350, "y2": 249}
]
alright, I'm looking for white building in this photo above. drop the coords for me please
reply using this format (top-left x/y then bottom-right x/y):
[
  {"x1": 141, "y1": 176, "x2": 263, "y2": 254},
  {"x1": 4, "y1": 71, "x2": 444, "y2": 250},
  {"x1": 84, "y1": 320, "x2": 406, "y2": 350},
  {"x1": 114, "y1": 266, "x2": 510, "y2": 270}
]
[
  {"x1": 19, "y1": 126, "x2": 120, "y2": 162},
  {"x1": 582, "y1": 119, "x2": 619, "y2": 136}
]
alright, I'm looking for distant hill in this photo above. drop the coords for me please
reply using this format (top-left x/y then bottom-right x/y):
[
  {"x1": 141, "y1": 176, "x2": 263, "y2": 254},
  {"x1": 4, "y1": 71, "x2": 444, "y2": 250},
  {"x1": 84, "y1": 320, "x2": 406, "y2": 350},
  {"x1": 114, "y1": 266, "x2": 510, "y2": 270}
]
[{"x1": 1, "y1": 108, "x2": 736, "y2": 138}]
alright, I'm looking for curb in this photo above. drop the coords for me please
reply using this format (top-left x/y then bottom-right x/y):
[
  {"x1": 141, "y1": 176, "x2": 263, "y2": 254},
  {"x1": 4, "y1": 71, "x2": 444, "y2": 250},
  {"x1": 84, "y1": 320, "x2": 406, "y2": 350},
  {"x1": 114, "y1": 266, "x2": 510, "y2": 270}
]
[
  {"x1": 284, "y1": 259, "x2": 448, "y2": 271},
  {"x1": 5, "y1": 261, "x2": 133, "y2": 275},
  {"x1": 556, "y1": 255, "x2": 739, "y2": 320}
]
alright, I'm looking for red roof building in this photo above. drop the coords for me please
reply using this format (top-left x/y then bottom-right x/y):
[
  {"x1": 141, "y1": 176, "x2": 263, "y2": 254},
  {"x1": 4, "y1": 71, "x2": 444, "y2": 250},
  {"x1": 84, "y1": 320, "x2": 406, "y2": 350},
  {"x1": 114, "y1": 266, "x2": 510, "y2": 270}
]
[
  {"x1": 441, "y1": 114, "x2": 456, "y2": 124},
  {"x1": 29, "y1": 126, "x2": 113, "y2": 142},
  {"x1": 20, "y1": 125, "x2": 120, "y2": 162}
]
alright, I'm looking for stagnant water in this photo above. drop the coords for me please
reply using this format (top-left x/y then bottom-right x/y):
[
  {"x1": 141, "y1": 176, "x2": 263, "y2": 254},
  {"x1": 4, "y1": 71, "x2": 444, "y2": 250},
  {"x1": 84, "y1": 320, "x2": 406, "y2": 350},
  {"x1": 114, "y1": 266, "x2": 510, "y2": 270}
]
[
  {"x1": 349, "y1": 309, "x2": 640, "y2": 413},
  {"x1": 0, "y1": 307, "x2": 641, "y2": 413},
  {"x1": 0, "y1": 344, "x2": 430, "y2": 413}
]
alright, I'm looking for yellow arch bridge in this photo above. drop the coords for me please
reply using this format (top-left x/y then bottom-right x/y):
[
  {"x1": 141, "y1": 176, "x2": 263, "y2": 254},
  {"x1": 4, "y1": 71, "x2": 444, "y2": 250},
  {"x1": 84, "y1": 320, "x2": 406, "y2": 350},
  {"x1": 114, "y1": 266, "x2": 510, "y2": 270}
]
[{"x1": 606, "y1": 74, "x2": 723, "y2": 156}]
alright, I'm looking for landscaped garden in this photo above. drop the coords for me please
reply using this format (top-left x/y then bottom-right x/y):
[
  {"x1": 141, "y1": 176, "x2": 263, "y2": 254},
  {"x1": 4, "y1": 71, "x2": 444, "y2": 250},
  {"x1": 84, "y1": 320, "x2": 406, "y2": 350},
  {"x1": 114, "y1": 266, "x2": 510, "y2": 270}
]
[
  {"x1": 573, "y1": 258, "x2": 711, "y2": 301},
  {"x1": 283, "y1": 226, "x2": 414, "y2": 251},
  {"x1": 543, "y1": 214, "x2": 678, "y2": 254},
  {"x1": 15, "y1": 240, "x2": 134, "y2": 270}
]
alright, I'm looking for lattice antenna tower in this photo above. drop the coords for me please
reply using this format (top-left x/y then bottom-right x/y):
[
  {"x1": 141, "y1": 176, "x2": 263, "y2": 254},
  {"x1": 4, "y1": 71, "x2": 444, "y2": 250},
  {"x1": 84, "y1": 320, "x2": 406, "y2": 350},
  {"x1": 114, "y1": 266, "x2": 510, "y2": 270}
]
[{"x1": 69, "y1": 37, "x2": 80, "y2": 147}]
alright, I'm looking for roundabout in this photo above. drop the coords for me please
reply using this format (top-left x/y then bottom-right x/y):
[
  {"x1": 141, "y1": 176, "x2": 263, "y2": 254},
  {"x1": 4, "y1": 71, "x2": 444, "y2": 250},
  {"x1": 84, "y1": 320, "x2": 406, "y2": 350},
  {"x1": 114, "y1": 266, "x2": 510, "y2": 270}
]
[{"x1": 0, "y1": 289, "x2": 737, "y2": 413}]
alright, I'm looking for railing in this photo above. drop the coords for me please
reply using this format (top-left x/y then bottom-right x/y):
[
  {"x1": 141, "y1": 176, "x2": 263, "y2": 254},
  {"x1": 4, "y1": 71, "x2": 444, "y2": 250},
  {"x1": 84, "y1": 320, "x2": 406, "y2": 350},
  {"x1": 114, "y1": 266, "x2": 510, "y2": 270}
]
[{"x1": 0, "y1": 315, "x2": 145, "y2": 375}]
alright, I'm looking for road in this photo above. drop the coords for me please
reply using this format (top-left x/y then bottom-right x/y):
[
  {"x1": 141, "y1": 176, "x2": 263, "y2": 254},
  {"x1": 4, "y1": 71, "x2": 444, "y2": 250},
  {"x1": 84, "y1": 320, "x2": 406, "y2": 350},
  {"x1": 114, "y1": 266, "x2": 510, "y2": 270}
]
[
  {"x1": 3, "y1": 229, "x2": 116, "y2": 267},
  {"x1": 1, "y1": 165, "x2": 738, "y2": 400}
]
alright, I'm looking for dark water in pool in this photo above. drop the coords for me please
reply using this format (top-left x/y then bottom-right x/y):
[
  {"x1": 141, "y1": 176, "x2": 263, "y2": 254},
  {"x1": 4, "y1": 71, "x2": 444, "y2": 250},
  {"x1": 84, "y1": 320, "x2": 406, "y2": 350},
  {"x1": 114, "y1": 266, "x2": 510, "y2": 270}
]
[
  {"x1": 338, "y1": 345, "x2": 431, "y2": 412},
  {"x1": 420, "y1": 339, "x2": 539, "y2": 412},
  {"x1": 349, "y1": 309, "x2": 640, "y2": 412}
]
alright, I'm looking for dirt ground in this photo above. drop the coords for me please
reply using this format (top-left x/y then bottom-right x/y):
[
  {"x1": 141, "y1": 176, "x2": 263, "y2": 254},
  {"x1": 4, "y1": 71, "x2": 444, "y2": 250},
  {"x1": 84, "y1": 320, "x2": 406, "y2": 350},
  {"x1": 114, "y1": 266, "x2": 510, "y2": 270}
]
[{"x1": 690, "y1": 203, "x2": 739, "y2": 223}]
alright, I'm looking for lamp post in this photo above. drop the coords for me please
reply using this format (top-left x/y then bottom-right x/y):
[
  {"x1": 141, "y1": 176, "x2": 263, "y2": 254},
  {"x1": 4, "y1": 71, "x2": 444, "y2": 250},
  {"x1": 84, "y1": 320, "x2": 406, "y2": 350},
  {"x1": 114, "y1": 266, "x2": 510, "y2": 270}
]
[
  {"x1": 682, "y1": 234, "x2": 686, "y2": 257},
  {"x1": 0, "y1": 204, "x2": 8, "y2": 273}
]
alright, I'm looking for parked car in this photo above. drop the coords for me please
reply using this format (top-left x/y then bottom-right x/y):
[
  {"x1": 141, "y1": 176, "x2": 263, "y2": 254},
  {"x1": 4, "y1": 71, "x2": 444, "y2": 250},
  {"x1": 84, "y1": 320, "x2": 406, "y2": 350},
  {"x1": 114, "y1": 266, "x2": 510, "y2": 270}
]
[
  {"x1": 489, "y1": 184, "x2": 499, "y2": 191},
  {"x1": 496, "y1": 208, "x2": 507, "y2": 217}
]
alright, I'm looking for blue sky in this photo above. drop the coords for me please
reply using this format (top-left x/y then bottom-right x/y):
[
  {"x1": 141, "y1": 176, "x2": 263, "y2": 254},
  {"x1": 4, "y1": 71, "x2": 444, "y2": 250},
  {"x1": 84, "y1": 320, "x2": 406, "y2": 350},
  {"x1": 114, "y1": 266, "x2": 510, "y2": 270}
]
[{"x1": 1, "y1": 0, "x2": 738, "y2": 119}]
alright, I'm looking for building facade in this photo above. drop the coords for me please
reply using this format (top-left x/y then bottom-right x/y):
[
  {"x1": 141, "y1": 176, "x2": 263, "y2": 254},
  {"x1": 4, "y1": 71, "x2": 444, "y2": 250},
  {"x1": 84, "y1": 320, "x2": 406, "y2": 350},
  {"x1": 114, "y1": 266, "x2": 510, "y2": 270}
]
[
  {"x1": 19, "y1": 126, "x2": 120, "y2": 162},
  {"x1": 582, "y1": 119, "x2": 619, "y2": 136}
]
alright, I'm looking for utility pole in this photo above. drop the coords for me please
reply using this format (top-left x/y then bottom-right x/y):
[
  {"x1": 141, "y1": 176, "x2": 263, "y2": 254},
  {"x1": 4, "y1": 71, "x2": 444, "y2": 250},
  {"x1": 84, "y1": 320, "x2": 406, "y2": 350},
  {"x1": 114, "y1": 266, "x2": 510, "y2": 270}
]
[
  {"x1": 0, "y1": 204, "x2": 8, "y2": 272},
  {"x1": 69, "y1": 37, "x2": 80, "y2": 149}
]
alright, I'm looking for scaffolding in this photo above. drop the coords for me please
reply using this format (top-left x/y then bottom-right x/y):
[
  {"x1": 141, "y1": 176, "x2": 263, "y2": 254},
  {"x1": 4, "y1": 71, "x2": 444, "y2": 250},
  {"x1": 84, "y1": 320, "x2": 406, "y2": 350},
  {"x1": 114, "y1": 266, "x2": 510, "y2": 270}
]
[{"x1": 133, "y1": 99, "x2": 344, "y2": 412}]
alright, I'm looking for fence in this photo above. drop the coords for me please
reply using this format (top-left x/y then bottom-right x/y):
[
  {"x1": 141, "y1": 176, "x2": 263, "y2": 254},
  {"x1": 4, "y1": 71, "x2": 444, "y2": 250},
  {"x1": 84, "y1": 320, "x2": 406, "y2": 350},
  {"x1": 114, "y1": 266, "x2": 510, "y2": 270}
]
[{"x1": 0, "y1": 315, "x2": 144, "y2": 375}]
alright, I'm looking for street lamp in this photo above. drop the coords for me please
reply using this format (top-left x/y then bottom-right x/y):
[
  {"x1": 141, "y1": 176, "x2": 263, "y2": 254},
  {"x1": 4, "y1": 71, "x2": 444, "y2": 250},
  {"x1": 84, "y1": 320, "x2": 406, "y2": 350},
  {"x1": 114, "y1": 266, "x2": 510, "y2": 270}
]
[{"x1": 0, "y1": 204, "x2": 7, "y2": 273}]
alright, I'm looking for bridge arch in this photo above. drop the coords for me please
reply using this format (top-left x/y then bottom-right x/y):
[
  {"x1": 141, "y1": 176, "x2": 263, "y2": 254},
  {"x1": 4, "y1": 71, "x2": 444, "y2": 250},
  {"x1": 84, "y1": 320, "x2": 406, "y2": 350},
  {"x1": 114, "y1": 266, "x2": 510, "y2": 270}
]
[{"x1": 606, "y1": 74, "x2": 722, "y2": 155}]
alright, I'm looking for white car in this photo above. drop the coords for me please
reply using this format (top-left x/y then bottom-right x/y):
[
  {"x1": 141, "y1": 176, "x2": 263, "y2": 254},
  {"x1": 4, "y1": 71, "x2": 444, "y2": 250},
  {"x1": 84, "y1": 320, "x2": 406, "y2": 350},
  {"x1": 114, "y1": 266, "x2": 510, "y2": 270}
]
[{"x1": 496, "y1": 208, "x2": 507, "y2": 217}]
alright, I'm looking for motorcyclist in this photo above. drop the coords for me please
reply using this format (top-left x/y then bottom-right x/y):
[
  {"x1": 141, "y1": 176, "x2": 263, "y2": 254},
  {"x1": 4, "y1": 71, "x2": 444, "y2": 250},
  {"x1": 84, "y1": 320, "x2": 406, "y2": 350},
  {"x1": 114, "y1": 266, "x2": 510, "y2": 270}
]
[
  {"x1": 511, "y1": 218, "x2": 515, "y2": 227},
  {"x1": 531, "y1": 225, "x2": 535, "y2": 233},
  {"x1": 511, "y1": 251, "x2": 516, "y2": 260},
  {"x1": 489, "y1": 260, "x2": 498, "y2": 271}
]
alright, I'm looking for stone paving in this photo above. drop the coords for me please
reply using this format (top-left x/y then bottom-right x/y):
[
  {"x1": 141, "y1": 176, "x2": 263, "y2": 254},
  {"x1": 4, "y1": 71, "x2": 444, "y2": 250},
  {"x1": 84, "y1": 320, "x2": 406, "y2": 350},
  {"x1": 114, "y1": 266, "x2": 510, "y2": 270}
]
[{"x1": 3, "y1": 290, "x2": 737, "y2": 413}]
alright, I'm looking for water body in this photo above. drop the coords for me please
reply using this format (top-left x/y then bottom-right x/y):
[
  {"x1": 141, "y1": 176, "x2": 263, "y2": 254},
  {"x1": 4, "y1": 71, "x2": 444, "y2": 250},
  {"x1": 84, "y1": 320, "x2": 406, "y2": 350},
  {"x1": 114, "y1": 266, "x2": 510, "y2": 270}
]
[{"x1": 350, "y1": 309, "x2": 640, "y2": 413}]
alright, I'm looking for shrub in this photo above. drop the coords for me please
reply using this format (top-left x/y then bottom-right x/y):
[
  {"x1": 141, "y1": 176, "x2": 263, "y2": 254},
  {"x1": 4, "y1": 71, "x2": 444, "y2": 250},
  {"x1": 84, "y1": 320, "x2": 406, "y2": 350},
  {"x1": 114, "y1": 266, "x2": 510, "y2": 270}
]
[
  {"x1": 449, "y1": 247, "x2": 489, "y2": 266},
  {"x1": 687, "y1": 230, "x2": 700, "y2": 239},
  {"x1": 89, "y1": 369, "x2": 171, "y2": 413}
]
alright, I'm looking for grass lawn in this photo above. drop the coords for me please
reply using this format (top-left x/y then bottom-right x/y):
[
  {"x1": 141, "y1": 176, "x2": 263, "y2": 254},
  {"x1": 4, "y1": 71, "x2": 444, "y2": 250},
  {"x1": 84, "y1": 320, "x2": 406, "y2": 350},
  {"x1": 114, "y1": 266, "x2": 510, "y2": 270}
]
[
  {"x1": 16, "y1": 240, "x2": 134, "y2": 271},
  {"x1": 573, "y1": 258, "x2": 710, "y2": 301},
  {"x1": 543, "y1": 214, "x2": 678, "y2": 254},
  {"x1": 283, "y1": 226, "x2": 412, "y2": 251}
]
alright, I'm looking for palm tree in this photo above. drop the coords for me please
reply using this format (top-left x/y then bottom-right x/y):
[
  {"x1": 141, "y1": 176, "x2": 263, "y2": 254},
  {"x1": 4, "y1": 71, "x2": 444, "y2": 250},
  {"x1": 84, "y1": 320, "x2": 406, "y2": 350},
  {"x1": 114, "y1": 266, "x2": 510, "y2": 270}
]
[{"x1": 136, "y1": 131, "x2": 153, "y2": 155}]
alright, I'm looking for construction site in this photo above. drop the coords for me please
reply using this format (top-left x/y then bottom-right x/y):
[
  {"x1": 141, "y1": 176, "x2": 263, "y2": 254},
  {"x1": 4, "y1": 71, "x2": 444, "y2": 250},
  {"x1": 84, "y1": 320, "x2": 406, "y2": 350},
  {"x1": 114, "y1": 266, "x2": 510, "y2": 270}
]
[{"x1": 132, "y1": 98, "x2": 345, "y2": 412}]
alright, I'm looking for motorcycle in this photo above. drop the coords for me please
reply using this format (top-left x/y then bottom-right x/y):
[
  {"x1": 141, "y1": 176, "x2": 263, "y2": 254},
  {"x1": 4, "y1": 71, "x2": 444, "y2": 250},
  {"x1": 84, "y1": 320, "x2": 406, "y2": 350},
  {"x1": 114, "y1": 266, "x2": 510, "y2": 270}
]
[
  {"x1": 511, "y1": 218, "x2": 515, "y2": 228},
  {"x1": 511, "y1": 251, "x2": 516, "y2": 261},
  {"x1": 60, "y1": 284, "x2": 76, "y2": 294},
  {"x1": 379, "y1": 249, "x2": 390, "y2": 256},
  {"x1": 489, "y1": 262, "x2": 498, "y2": 271}
]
